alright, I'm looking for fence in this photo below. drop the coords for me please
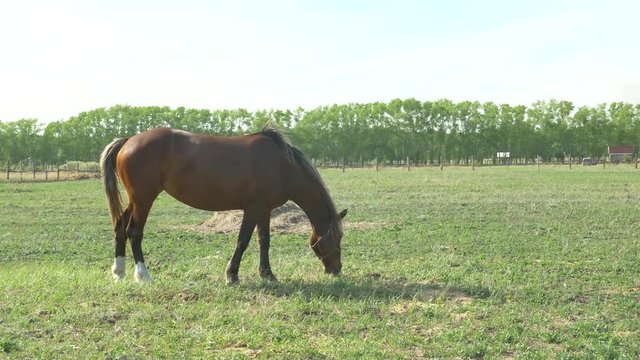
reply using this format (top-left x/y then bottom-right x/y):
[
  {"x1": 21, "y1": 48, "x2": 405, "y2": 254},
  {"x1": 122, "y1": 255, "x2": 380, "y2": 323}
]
[
  {"x1": 314, "y1": 155, "x2": 640, "y2": 172},
  {"x1": 1, "y1": 161, "x2": 101, "y2": 182},
  {"x1": 2, "y1": 155, "x2": 638, "y2": 182}
]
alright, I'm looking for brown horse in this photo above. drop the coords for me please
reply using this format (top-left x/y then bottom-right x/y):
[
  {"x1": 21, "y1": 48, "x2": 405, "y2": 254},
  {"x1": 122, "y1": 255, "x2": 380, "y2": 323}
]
[{"x1": 99, "y1": 126, "x2": 346, "y2": 284}]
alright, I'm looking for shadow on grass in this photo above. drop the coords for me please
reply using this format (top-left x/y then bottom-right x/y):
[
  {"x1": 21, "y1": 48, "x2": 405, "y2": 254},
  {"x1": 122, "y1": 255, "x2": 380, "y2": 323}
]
[{"x1": 244, "y1": 274, "x2": 493, "y2": 303}]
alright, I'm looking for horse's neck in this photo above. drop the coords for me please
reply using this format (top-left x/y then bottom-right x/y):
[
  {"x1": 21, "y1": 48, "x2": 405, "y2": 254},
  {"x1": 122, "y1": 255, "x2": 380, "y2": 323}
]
[{"x1": 290, "y1": 181, "x2": 332, "y2": 235}]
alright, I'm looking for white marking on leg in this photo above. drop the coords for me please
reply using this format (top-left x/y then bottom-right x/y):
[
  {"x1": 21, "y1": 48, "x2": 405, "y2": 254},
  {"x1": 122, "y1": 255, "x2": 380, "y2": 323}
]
[
  {"x1": 134, "y1": 262, "x2": 153, "y2": 283},
  {"x1": 112, "y1": 256, "x2": 126, "y2": 282}
]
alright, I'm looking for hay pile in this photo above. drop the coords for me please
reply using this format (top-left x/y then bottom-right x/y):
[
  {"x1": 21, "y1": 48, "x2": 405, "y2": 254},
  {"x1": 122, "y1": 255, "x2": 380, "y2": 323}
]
[
  {"x1": 192, "y1": 201, "x2": 383, "y2": 235},
  {"x1": 195, "y1": 201, "x2": 311, "y2": 234},
  {"x1": 69, "y1": 172, "x2": 101, "y2": 180}
]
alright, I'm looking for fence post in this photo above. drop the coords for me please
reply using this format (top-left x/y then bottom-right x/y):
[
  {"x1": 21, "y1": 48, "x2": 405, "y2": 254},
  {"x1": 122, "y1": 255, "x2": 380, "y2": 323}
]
[
  {"x1": 440, "y1": 157, "x2": 443, "y2": 171},
  {"x1": 569, "y1": 155, "x2": 572, "y2": 170},
  {"x1": 407, "y1": 156, "x2": 410, "y2": 171},
  {"x1": 6, "y1": 160, "x2": 9, "y2": 180},
  {"x1": 603, "y1": 155, "x2": 606, "y2": 170},
  {"x1": 375, "y1": 157, "x2": 379, "y2": 172},
  {"x1": 472, "y1": 155, "x2": 475, "y2": 171},
  {"x1": 57, "y1": 164, "x2": 60, "y2": 181},
  {"x1": 32, "y1": 161, "x2": 36, "y2": 180},
  {"x1": 342, "y1": 157, "x2": 345, "y2": 173}
]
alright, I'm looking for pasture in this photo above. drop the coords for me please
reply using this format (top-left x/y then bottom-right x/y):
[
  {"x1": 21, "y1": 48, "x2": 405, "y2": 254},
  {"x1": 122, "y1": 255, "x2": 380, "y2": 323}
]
[{"x1": 1, "y1": 166, "x2": 639, "y2": 358}]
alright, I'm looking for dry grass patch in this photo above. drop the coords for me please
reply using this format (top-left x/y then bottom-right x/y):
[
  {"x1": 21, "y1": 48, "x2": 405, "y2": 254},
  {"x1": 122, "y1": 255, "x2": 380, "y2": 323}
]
[{"x1": 190, "y1": 201, "x2": 383, "y2": 234}]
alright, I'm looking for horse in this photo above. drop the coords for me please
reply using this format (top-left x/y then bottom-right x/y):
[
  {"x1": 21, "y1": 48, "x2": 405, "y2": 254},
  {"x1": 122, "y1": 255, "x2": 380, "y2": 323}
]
[{"x1": 99, "y1": 126, "x2": 347, "y2": 285}]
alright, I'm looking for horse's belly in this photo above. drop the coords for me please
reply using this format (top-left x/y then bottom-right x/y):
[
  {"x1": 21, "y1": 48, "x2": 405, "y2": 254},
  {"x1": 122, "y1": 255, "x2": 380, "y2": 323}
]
[{"x1": 164, "y1": 181, "x2": 250, "y2": 211}]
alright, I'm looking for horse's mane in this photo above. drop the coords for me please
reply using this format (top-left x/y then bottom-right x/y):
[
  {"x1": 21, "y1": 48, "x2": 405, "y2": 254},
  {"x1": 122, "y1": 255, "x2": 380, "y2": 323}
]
[{"x1": 259, "y1": 125, "x2": 341, "y2": 230}]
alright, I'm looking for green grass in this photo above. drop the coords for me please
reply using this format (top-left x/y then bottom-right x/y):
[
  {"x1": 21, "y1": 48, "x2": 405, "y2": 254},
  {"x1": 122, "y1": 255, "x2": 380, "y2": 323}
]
[{"x1": 1, "y1": 165, "x2": 640, "y2": 358}]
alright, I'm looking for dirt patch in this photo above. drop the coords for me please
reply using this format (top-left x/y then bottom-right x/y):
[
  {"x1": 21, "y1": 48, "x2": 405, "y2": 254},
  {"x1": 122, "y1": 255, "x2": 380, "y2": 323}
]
[
  {"x1": 191, "y1": 201, "x2": 381, "y2": 234},
  {"x1": 2, "y1": 170, "x2": 101, "y2": 182}
]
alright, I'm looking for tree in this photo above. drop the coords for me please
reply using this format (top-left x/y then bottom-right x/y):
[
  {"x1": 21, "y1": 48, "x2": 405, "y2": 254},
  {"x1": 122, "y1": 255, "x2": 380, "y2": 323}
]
[
  {"x1": 1, "y1": 119, "x2": 41, "y2": 165},
  {"x1": 3, "y1": 100, "x2": 640, "y2": 168}
]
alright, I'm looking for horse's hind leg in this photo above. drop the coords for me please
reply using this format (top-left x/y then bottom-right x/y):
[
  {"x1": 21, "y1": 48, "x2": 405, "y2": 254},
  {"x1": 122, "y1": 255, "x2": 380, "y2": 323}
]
[
  {"x1": 111, "y1": 207, "x2": 131, "y2": 281},
  {"x1": 127, "y1": 200, "x2": 155, "y2": 283}
]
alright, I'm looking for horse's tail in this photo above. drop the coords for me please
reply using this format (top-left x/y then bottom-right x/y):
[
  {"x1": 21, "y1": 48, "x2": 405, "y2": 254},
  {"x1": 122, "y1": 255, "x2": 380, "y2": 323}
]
[{"x1": 99, "y1": 137, "x2": 129, "y2": 226}]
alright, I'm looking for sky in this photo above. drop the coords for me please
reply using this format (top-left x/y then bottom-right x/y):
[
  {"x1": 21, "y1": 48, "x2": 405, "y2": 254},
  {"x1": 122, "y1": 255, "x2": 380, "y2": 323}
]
[{"x1": 1, "y1": 0, "x2": 639, "y2": 123}]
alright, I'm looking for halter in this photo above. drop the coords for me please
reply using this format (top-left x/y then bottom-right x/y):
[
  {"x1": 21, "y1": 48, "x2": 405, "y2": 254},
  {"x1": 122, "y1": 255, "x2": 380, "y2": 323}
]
[{"x1": 310, "y1": 227, "x2": 341, "y2": 260}]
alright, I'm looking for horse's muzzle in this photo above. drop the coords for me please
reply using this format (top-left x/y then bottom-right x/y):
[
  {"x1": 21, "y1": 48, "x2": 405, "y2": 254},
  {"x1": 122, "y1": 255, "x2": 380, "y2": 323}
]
[{"x1": 325, "y1": 265, "x2": 342, "y2": 276}]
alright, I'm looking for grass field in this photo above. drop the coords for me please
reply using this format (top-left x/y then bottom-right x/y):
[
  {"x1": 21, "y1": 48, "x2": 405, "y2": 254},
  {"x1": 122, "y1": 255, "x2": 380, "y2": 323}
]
[{"x1": 1, "y1": 166, "x2": 640, "y2": 358}]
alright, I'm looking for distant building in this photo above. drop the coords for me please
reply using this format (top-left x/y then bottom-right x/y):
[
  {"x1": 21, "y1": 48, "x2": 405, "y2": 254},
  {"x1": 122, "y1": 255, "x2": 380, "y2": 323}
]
[{"x1": 608, "y1": 145, "x2": 635, "y2": 163}]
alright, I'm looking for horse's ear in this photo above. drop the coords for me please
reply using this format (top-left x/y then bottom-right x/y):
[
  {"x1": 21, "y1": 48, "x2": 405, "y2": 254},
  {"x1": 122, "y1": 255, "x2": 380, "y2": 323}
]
[{"x1": 339, "y1": 209, "x2": 348, "y2": 219}]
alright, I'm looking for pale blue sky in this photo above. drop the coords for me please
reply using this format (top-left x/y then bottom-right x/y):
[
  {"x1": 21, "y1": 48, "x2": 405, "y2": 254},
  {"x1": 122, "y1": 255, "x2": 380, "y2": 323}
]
[{"x1": 1, "y1": 0, "x2": 639, "y2": 123}]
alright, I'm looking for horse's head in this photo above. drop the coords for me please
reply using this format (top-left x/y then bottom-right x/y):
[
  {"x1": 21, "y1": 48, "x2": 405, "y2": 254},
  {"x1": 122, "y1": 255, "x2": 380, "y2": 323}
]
[{"x1": 311, "y1": 209, "x2": 347, "y2": 275}]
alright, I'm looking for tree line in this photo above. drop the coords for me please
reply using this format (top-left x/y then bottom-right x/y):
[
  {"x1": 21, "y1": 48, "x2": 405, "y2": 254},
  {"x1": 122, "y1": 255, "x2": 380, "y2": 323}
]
[{"x1": 1, "y1": 99, "x2": 639, "y2": 168}]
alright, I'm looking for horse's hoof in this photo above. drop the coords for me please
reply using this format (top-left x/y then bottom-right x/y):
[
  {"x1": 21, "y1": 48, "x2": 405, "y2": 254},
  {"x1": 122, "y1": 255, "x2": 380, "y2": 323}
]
[
  {"x1": 135, "y1": 274, "x2": 153, "y2": 283},
  {"x1": 134, "y1": 273, "x2": 153, "y2": 283},
  {"x1": 260, "y1": 271, "x2": 278, "y2": 282},
  {"x1": 134, "y1": 262, "x2": 153, "y2": 283},
  {"x1": 112, "y1": 267, "x2": 125, "y2": 282},
  {"x1": 226, "y1": 274, "x2": 240, "y2": 286},
  {"x1": 112, "y1": 257, "x2": 126, "y2": 282}
]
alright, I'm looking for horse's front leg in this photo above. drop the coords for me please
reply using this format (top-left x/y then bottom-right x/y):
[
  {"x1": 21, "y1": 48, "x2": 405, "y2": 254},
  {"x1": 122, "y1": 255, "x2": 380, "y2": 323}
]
[
  {"x1": 225, "y1": 212, "x2": 257, "y2": 285},
  {"x1": 257, "y1": 217, "x2": 277, "y2": 282}
]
